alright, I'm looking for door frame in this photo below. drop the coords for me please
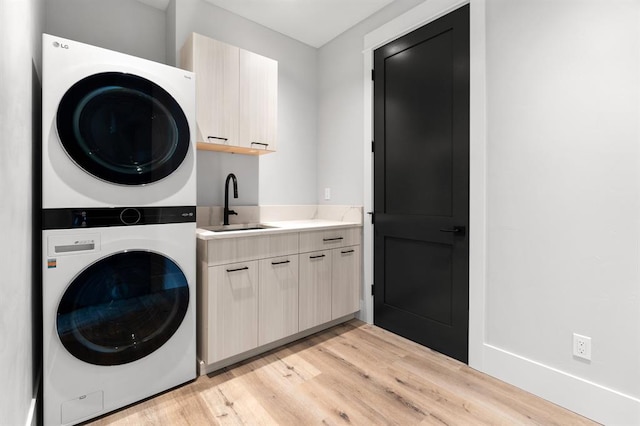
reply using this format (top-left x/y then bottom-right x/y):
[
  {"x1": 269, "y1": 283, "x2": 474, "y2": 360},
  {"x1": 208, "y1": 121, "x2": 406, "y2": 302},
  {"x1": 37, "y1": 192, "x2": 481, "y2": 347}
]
[{"x1": 362, "y1": 0, "x2": 487, "y2": 369}]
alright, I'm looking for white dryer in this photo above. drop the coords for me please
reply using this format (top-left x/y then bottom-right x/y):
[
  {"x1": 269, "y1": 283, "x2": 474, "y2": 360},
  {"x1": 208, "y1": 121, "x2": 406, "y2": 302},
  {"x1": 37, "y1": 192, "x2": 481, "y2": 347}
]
[
  {"x1": 42, "y1": 207, "x2": 196, "y2": 425},
  {"x1": 42, "y1": 34, "x2": 196, "y2": 208}
]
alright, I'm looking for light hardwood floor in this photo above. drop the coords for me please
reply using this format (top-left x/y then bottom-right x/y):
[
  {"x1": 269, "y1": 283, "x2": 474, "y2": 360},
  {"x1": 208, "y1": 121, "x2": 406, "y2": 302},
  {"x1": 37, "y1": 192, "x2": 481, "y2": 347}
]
[{"x1": 88, "y1": 320, "x2": 598, "y2": 425}]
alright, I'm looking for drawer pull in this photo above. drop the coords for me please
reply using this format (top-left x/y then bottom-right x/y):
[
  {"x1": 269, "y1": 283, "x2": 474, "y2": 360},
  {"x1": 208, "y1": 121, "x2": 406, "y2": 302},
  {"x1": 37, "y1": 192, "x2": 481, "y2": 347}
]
[
  {"x1": 207, "y1": 136, "x2": 228, "y2": 142},
  {"x1": 226, "y1": 266, "x2": 249, "y2": 273},
  {"x1": 251, "y1": 142, "x2": 269, "y2": 148},
  {"x1": 271, "y1": 260, "x2": 291, "y2": 265},
  {"x1": 309, "y1": 254, "x2": 326, "y2": 259},
  {"x1": 341, "y1": 249, "x2": 355, "y2": 254},
  {"x1": 323, "y1": 237, "x2": 344, "y2": 242}
]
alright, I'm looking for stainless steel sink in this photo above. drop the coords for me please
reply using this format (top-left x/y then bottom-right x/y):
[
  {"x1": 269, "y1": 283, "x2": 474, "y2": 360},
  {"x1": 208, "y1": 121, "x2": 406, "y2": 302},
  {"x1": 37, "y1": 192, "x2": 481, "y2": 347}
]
[{"x1": 201, "y1": 223, "x2": 276, "y2": 232}]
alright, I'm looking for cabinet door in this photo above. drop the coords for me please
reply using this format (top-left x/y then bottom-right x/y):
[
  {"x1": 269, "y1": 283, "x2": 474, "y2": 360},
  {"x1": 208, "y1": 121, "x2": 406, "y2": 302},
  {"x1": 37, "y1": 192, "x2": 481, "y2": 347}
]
[
  {"x1": 207, "y1": 261, "x2": 258, "y2": 363},
  {"x1": 299, "y1": 250, "x2": 332, "y2": 331},
  {"x1": 259, "y1": 256, "x2": 299, "y2": 346},
  {"x1": 331, "y1": 246, "x2": 361, "y2": 319},
  {"x1": 190, "y1": 34, "x2": 239, "y2": 145},
  {"x1": 239, "y1": 49, "x2": 277, "y2": 151}
]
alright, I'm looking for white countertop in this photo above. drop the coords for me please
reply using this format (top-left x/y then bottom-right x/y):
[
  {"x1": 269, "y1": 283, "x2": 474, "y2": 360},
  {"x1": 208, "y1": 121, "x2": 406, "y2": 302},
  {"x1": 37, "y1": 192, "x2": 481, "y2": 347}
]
[{"x1": 196, "y1": 219, "x2": 362, "y2": 240}]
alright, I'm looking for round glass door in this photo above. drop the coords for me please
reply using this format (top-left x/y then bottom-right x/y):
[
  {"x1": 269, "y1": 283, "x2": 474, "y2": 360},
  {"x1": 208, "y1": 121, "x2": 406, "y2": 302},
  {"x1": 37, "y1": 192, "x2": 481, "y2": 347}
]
[
  {"x1": 56, "y1": 251, "x2": 190, "y2": 366},
  {"x1": 56, "y1": 72, "x2": 190, "y2": 185}
]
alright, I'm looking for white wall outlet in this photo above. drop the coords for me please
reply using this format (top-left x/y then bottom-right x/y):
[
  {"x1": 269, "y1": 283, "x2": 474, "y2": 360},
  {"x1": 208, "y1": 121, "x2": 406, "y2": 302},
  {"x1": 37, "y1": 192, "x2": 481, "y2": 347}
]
[
  {"x1": 573, "y1": 333, "x2": 592, "y2": 361},
  {"x1": 324, "y1": 187, "x2": 331, "y2": 200}
]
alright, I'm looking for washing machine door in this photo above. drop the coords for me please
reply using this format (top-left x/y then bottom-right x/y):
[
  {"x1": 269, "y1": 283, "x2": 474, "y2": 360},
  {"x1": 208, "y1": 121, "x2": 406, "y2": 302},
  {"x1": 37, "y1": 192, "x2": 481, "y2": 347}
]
[
  {"x1": 56, "y1": 250, "x2": 190, "y2": 366},
  {"x1": 56, "y1": 72, "x2": 190, "y2": 185}
]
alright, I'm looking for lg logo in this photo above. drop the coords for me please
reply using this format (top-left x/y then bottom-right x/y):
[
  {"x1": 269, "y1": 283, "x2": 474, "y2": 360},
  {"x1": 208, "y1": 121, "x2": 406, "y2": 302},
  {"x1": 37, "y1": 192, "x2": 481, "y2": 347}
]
[{"x1": 52, "y1": 41, "x2": 69, "y2": 49}]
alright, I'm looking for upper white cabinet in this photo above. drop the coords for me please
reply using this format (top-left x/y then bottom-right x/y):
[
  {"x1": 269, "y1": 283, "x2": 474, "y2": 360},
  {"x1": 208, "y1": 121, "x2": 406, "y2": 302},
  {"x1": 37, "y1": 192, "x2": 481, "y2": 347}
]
[
  {"x1": 181, "y1": 33, "x2": 278, "y2": 155},
  {"x1": 181, "y1": 34, "x2": 240, "y2": 148},
  {"x1": 239, "y1": 49, "x2": 278, "y2": 152}
]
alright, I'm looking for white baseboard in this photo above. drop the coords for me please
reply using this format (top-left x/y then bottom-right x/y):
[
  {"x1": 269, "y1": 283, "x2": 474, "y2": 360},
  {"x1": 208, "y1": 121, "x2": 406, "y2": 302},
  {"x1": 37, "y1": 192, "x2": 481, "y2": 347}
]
[{"x1": 482, "y1": 344, "x2": 640, "y2": 425}]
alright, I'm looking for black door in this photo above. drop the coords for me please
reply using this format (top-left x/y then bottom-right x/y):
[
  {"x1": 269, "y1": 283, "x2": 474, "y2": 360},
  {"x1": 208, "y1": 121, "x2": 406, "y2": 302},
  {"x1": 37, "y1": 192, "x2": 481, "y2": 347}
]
[
  {"x1": 373, "y1": 5, "x2": 470, "y2": 363},
  {"x1": 56, "y1": 250, "x2": 189, "y2": 365},
  {"x1": 56, "y1": 72, "x2": 190, "y2": 185}
]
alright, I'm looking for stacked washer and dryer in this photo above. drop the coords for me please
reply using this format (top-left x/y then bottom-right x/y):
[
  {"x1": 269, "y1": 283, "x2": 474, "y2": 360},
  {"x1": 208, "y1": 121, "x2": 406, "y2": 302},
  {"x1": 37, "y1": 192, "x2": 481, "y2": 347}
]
[{"x1": 42, "y1": 34, "x2": 197, "y2": 425}]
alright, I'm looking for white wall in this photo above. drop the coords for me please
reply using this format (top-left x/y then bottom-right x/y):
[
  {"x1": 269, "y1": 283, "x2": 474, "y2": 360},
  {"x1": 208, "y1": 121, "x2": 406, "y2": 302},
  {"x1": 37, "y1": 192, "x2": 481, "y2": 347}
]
[
  {"x1": 196, "y1": 151, "x2": 259, "y2": 206},
  {"x1": 317, "y1": 0, "x2": 425, "y2": 205},
  {"x1": 166, "y1": 0, "x2": 177, "y2": 66},
  {"x1": 45, "y1": 0, "x2": 166, "y2": 64},
  {"x1": 483, "y1": 0, "x2": 640, "y2": 423},
  {"x1": 0, "y1": 0, "x2": 43, "y2": 423},
  {"x1": 172, "y1": 0, "x2": 318, "y2": 207}
]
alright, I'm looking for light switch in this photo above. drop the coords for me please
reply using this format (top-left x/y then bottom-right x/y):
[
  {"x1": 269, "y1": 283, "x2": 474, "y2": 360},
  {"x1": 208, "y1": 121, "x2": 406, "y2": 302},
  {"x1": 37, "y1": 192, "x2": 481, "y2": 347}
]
[{"x1": 324, "y1": 188, "x2": 331, "y2": 200}]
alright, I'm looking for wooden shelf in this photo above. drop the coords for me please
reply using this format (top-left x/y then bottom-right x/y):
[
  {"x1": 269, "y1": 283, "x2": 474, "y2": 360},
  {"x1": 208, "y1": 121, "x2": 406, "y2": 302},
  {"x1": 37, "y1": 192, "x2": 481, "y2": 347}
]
[{"x1": 196, "y1": 141, "x2": 275, "y2": 155}]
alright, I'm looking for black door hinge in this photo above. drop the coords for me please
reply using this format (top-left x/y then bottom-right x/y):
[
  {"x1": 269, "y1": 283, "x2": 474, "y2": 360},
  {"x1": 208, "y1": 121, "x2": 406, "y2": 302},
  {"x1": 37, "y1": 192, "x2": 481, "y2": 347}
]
[
  {"x1": 371, "y1": 140, "x2": 375, "y2": 153},
  {"x1": 371, "y1": 69, "x2": 375, "y2": 81},
  {"x1": 367, "y1": 211, "x2": 374, "y2": 224},
  {"x1": 371, "y1": 284, "x2": 375, "y2": 295}
]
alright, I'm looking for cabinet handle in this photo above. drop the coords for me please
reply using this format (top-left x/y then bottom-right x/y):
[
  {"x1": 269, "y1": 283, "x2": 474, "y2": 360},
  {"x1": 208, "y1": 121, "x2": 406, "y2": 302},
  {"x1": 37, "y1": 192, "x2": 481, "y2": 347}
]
[
  {"x1": 271, "y1": 260, "x2": 290, "y2": 265},
  {"x1": 250, "y1": 142, "x2": 269, "y2": 148},
  {"x1": 208, "y1": 136, "x2": 228, "y2": 142},
  {"x1": 226, "y1": 266, "x2": 249, "y2": 273},
  {"x1": 341, "y1": 249, "x2": 355, "y2": 254},
  {"x1": 309, "y1": 254, "x2": 326, "y2": 259},
  {"x1": 323, "y1": 237, "x2": 344, "y2": 242}
]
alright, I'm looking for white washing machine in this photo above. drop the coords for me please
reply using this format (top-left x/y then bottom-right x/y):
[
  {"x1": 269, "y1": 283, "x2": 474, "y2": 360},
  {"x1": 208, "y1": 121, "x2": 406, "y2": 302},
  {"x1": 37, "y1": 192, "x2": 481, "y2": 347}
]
[
  {"x1": 42, "y1": 207, "x2": 196, "y2": 425},
  {"x1": 42, "y1": 33, "x2": 196, "y2": 208}
]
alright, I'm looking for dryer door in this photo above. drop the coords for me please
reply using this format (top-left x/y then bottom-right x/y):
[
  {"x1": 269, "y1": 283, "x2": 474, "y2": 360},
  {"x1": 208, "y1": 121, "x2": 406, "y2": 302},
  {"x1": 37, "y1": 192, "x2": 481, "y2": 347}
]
[
  {"x1": 56, "y1": 72, "x2": 190, "y2": 185},
  {"x1": 56, "y1": 250, "x2": 190, "y2": 365}
]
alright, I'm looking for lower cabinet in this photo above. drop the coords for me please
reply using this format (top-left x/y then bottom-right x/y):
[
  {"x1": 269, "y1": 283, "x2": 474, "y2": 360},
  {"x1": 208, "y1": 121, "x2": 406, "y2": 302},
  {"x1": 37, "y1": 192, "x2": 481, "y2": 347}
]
[
  {"x1": 204, "y1": 256, "x2": 298, "y2": 365},
  {"x1": 299, "y1": 250, "x2": 332, "y2": 331},
  {"x1": 197, "y1": 226, "x2": 361, "y2": 373},
  {"x1": 258, "y1": 255, "x2": 299, "y2": 346},
  {"x1": 299, "y1": 245, "x2": 361, "y2": 332},
  {"x1": 206, "y1": 261, "x2": 258, "y2": 364},
  {"x1": 331, "y1": 245, "x2": 361, "y2": 319}
]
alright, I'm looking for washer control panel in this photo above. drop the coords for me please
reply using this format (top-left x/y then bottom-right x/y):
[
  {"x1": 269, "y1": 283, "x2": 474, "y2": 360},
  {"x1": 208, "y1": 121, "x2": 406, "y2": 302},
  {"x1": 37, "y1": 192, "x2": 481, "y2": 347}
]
[{"x1": 47, "y1": 233, "x2": 101, "y2": 257}]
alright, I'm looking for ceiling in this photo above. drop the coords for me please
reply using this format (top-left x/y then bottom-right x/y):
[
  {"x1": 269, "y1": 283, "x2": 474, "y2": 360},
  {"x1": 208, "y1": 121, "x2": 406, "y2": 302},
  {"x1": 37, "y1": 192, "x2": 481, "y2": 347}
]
[
  {"x1": 136, "y1": 0, "x2": 171, "y2": 11},
  {"x1": 136, "y1": 0, "x2": 394, "y2": 48}
]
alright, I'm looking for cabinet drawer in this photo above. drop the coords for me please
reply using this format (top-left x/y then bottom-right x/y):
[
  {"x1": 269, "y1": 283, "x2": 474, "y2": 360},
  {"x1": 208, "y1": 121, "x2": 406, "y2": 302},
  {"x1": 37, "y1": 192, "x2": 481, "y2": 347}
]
[
  {"x1": 299, "y1": 227, "x2": 361, "y2": 253},
  {"x1": 206, "y1": 232, "x2": 298, "y2": 266}
]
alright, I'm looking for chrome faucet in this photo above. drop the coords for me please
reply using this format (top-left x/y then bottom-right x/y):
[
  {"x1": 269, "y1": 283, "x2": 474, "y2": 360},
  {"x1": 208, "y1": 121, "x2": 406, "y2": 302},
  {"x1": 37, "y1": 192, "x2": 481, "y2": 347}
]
[{"x1": 223, "y1": 173, "x2": 238, "y2": 225}]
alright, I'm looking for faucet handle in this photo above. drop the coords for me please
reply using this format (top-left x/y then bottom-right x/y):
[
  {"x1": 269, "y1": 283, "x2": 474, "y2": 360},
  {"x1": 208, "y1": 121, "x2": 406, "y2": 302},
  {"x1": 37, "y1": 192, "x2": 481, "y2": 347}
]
[{"x1": 228, "y1": 209, "x2": 238, "y2": 216}]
